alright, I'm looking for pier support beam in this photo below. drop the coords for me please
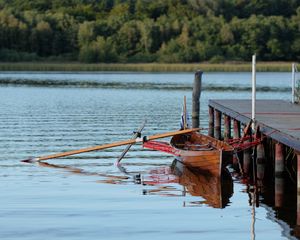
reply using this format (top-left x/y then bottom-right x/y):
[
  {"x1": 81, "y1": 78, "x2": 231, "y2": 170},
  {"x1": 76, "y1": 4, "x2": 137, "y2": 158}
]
[
  {"x1": 297, "y1": 154, "x2": 300, "y2": 226},
  {"x1": 275, "y1": 143, "x2": 285, "y2": 174},
  {"x1": 275, "y1": 143, "x2": 285, "y2": 208},
  {"x1": 233, "y1": 120, "x2": 241, "y2": 139},
  {"x1": 243, "y1": 147, "x2": 251, "y2": 175},
  {"x1": 224, "y1": 115, "x2": 231, "y2": 141},
  {"x1": 232, "y1": 120, "x2": 241, "y2": 166},
  {"x1": 208, "y1": 106, "x2": 214, "y2": 137},
  {"x1": 192, "y1": 71, "x2": 202, "y2": 128},
  {"x1": 243, "y1": 124, "x2": 251, "y2": 175},
  {"x1": 296, "y1": 154, "x2": 300, "y2": 237},
  {"x1": 256, "y1": 142, "x2": 265, "y2": 187},
  {"x1": 214, "y1": 110, "x2": 221, "y2": 140}
]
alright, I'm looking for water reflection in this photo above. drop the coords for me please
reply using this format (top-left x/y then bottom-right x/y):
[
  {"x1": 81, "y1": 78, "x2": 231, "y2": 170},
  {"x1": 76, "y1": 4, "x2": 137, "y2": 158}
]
[
  {"x1": 37, "y1": 161, "x2": 130, "y2": 183},
  {"x1": 24, "y1": 147, "x2": 299, "y2": 238},
  {"x1": 25, "y1": 151, "x2": 300, "y2": 238},
  {"x1": 36, "y1": 159, "x2": 233, "y2": 209},
  {"x1": 232, "y1": 149, "x2": 299, "y2": 240},
  {"x1": 118, "y1": 159, "x2": 234, "y2": 209},
  {"x1": 171, "y1": 160, "x2": 233, "y2": 208}
]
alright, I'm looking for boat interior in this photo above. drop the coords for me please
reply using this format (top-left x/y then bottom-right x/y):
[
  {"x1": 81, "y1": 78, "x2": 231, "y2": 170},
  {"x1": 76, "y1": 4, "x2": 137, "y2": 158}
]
[{"x1": 171, "y1": 132, "x2": 233, "y2": 152}]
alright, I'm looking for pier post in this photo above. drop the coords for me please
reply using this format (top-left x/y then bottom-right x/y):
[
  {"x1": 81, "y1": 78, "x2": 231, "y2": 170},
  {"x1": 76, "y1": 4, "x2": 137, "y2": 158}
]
[
  {"x1": 233, "y1": 120, "x2": 241, "y2": 139},
  {"x1": 256, "y1": 142, "x2": 265, "y2": 187},
  {"x1": 297, "y1": 154, "x2": 300, "y2": 226},
  {"x1": 214, "y1": 110, "x2": 221, "y2": 140},
  {"x1": 275, "y1": 143, "x2": 284, "y2": 174},
  {"x1": 224, "y1": 115, "x2": 231, "y2": 141},
  {"x1": 292, "y1": 63, "x2": 296, "y2": 104},
  {"x1": 192, "y1": 70, "x2": 203, "y2": 128},
  {"x1": 275, "y1": 143, "x2": 285, "y2": 208},
  {"x1": 243, "y1": 148, "x2": 251, "y2": 175},
  {"x1": 243, "y1": 124, "x2": 251, "y2": 175},
  {"x1": 208, "y1": 106, "x2": 214, "y2": 137},
  {"x1": 232, "y1": 120, "x2": 241, "y2": 166}
]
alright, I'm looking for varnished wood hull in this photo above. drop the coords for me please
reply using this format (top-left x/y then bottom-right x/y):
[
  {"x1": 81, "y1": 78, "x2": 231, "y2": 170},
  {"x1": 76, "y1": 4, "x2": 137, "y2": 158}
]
[
  {"x1": 171, "y1": 160, "x2": 233, "y2": 208},
  {"x1": 171, "y1": 132, "x2": 233, "y2": 176}
]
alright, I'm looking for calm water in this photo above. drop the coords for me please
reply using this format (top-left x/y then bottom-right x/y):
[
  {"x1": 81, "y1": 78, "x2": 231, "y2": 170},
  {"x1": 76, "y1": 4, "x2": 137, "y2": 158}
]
[{"x1": 0, "y1": 72, "x2": 297, "y2": 240}]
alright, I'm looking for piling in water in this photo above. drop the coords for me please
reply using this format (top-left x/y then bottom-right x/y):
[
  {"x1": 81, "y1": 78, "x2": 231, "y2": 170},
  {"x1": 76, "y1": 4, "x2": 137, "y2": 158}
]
[
  {"x1": 297, "y1": 154, "x2": 300, "y2": 225},
  {"x1": 275, "y1": 143, "x2": 285, "y2": 174},
  {"x1": 214, "y1": 110, "x2": 221, "y2": 140},
  {"x1": 243, "y1": 124, "x2": 251, "y2": 175},
  {"x1": 233, "y1": 120, "x2": 241, "y2": 139},
  {"x1": 256, "y1": 141, "x2": 265, "y2": 188},
  {"x1": 272, "y1": 143, "x2": 284, "y2": 207},
  {"x1": 224, "y1": 115, "x2": 231, "y2": 141},
  {"x1": 192, "y1": 71, "x2": 202, "y2": 129},
  {"x1": 232, "y1": 120, "x2": 241, "y2": 166}
]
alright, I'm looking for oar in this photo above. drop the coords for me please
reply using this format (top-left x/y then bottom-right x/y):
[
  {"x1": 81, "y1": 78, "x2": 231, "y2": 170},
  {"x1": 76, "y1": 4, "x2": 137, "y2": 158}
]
[
  {"x1": 22, "y1": 128, "x2": 200, "y2": 163},
  {"x1": 117, "y1": 120, "x2": 146, "y2": 163}
]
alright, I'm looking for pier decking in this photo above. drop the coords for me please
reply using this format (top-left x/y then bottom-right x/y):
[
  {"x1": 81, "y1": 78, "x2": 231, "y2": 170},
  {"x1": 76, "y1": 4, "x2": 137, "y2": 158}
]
[{"x1": 208, "y1": 99, "x2": 300, "y2": 152}]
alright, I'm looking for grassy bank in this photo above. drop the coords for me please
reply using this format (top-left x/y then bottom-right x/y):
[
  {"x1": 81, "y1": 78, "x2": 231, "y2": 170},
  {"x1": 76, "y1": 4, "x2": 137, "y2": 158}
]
[{"x1": 0, "y1": 62, "x2": 296, "y2": 72}]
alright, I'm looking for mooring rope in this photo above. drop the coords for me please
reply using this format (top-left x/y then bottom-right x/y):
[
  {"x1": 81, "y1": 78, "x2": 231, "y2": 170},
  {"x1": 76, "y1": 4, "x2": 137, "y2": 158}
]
[
  {"x1": 233, "y1": 149, "x2": 244, "y2": 175},
  {"x1": 227, "y1": 129, "x2": 278, "y2": 152}
]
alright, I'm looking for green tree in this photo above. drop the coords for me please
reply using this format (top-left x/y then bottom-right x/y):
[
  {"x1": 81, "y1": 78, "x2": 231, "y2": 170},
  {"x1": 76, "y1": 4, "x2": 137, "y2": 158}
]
[
  {"x1": 30, "y1": 20, "x2": 53, "y2": 56},
  {"x1": 78, "y1": 21, "x2": 95, "y2": 47},
  {"x1": 79, "y1": 36, "x2": 117, "y2": 63}
]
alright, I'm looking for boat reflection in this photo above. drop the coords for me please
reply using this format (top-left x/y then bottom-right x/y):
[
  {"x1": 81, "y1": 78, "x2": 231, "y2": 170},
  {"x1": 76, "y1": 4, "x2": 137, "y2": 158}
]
[
  {"x1": 171, "y1": 160, "x2": 233, "y2": 208},
  {"x1": 36, "y1": 159, "x2": 233, "y2": 208},
  {"x1": 142, "y1": 160, "x2": 233, "y2": 208}
]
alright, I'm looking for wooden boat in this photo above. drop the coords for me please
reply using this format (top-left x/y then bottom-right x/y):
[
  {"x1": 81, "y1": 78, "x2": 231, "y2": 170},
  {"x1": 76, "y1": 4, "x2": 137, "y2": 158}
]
[
  {"x1": 171, "y1": 131, "x2": 234, "y2": 175},
  {"x1": 143, "y1": 131, "x2": 233, "y2": 176},
  {"x1": 171, "y1": 160, "x2": 233, "y2": 208}
]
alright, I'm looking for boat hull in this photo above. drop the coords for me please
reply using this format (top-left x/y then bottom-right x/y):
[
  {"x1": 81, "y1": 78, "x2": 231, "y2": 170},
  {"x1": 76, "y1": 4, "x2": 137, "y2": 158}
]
[{"x1": 171, "y1": 132, "x2": 233, "y2": 176}]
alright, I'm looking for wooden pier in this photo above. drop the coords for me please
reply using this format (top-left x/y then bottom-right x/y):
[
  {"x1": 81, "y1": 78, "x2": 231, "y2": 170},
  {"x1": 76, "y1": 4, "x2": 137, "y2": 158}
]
[
  {"x1": 208, "y1": 99, "x2": 300, "y2": 232},
  {"x1": 208, "y1": 99, "x2": 300, "y2": 152}
]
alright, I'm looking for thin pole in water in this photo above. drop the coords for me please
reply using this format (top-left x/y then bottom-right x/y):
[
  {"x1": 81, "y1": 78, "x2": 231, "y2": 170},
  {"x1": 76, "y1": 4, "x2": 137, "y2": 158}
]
[
  {"x1": 251, "y1": 54, "x2": 256, "y2": 130},
  {"x1": 183, "y1": 95, "x2": 187, "y2": 129},
  {"x1": 292, "y1": 63, "x2": 296, "y2": 104}
]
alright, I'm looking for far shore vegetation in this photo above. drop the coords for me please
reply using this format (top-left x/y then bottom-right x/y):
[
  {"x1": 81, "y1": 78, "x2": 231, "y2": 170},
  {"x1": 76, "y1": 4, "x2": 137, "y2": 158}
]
[
  {"x1": 0, "y1": 61, "x2": 296, "y2": 72},
  {"x1": 0, "y1": 1, "x2": 299, "y2": 67}
]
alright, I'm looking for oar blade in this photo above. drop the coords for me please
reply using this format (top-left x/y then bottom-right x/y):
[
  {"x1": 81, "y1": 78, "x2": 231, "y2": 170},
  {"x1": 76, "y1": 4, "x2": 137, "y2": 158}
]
[{"x1": 21, "y1": 158, "x2": 39, "y2": 163}]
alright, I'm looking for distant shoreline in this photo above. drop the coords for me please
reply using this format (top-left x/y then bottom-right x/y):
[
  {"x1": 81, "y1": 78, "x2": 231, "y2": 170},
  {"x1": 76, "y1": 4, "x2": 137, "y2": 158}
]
[{"x1": 0, "y1": 62, "x2": 296, "y2": 72}]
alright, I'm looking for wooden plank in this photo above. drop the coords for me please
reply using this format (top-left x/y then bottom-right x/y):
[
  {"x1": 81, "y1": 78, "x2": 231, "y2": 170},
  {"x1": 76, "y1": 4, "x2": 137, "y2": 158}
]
[{"x1": 209, "y1": 99, "x2": 300, "y2": 152}]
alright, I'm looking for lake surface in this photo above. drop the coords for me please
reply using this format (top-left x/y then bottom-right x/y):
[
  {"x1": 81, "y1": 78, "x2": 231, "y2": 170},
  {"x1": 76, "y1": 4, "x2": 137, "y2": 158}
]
[{"x1": 0, "y1": 72, "x2": 298, "y2": 240}]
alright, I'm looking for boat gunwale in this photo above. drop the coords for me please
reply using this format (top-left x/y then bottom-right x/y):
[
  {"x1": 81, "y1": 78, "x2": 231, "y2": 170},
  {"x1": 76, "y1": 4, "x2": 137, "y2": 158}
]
[{"x1": 170, "y1": 131, "x2": 233, "y2": 154}]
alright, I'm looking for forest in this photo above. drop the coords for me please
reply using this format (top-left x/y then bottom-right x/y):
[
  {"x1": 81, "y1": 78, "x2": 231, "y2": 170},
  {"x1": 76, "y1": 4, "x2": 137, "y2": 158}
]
[{"x1": 0, "y1": 0, "x2": 299, "y2": 63}]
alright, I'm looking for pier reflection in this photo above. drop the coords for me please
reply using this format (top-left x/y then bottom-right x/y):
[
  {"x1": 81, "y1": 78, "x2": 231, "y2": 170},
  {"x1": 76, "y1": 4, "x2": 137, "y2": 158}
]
[
  {"x1": 259, "y1": 174, "x2": 298, "y2": 239},
  {"x1": 235, "y1": 151, "x2": 298, "y2": 240}
]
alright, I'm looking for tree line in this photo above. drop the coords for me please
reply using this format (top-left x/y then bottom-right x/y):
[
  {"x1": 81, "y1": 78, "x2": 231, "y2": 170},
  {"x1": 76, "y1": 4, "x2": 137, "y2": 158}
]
[{"x1": 0, "y1": 0, "x2": 299, "y2": 63}]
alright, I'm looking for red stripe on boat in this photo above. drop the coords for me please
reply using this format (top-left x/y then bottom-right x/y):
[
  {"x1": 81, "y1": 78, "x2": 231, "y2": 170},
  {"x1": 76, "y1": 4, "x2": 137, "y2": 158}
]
[{"x1": 143, "y1": 141, "x2": 181, "y2": 156}]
